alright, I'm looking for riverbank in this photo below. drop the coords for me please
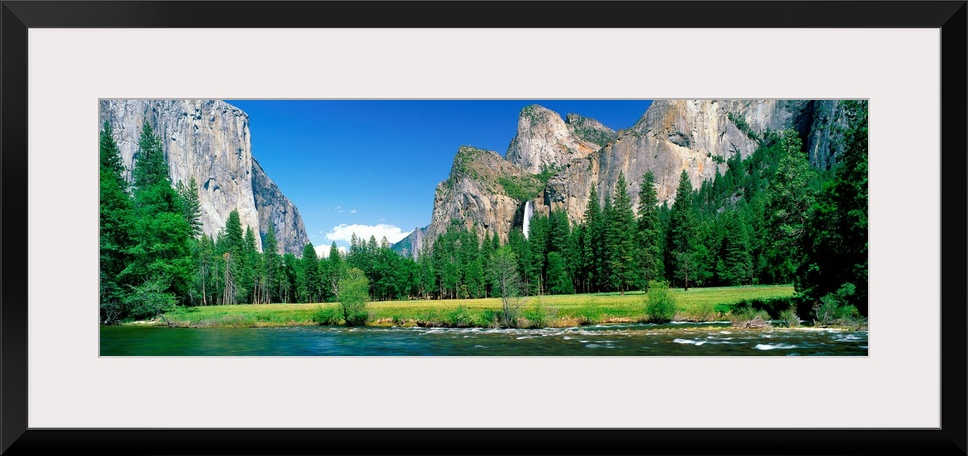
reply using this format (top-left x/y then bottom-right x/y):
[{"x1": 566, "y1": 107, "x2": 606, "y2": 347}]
[{"x1": 135, "y1": 285, "x2": 799, "y2": 329}]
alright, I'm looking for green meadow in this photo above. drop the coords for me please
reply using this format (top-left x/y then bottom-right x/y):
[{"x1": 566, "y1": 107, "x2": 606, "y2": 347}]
[{"x1": 153, "y1": 285, "x2": 795, "y2": 329}]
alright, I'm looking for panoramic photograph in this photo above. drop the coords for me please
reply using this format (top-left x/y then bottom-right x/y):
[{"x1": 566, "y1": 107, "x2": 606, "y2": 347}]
[{"x1": 98, "y1": 99, "x2": 868, "y2": 356}]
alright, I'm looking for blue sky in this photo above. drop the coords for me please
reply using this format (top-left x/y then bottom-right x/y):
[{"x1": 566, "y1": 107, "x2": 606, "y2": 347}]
[{"x1": 224, "y1": 100, "x2": 653, "y2": 253}]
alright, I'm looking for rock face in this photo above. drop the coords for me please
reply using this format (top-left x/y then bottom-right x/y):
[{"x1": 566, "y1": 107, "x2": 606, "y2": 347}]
[
  {"x1": 251, "y1": 158, "x2": 311, "y2": 255},
  {"x1": 98, "y1": 100, "x2": 310, "y2": 255},
  {"x1": 545, "y1": 100, "x2": 849, "y2": 225},
  {"x1": 425, "y1": 146, "x2": 536, "y2": 247},
  {"x1": 506, "y1": 105, "x2": 613, "y2": 174},
  {"x1": 413, "y1": 99, "x2": 853, "y2": 254},
  {"x1": 391, "y1": 225, "x2": 427, "y2": 260}
]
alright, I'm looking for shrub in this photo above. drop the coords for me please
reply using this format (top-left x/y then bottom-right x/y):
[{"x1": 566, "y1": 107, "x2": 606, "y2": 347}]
[
  {"x1": 645, "y1": 281, "x2": 677, "y2": 323},
  {"x1": 310, "y1": 305, "x2": 342, "y2": 325},
  {"x1": 478, "y1": 309, "x2": 502, "y2": 328},
  {"x1": 729, "y1": 307, "x2": 772, "y2": 328},
  {"x1": 446, "y1": 305, "x2": 475, "y2": 328},
  {"x1": 124, "y1": 277, "x2": 177, "y2": 323},
  {"x1": 691, "y1": 301, "x2": 715, "y2": 322},
  {"x1": 813, "y1": 283, "x2": 863, "y2": 327},
  {"x1": 522, "y1": 302, "x2": 549, "y2": 329},
  {"x1": 731, "y1": 296, "x2": 794, "y2": 319},
  {"x1": 779, "y1": 306, "x2": 800, "y2": 327},
  {"x1": 338, "y1": 268, "x2": 370, "y2": 327},
  {"x1": 713, "y1": 302, "x2": 736, "y2": 317},
  {"x1": 416, "y1": 309, "x2": 443, "y2": 327}
]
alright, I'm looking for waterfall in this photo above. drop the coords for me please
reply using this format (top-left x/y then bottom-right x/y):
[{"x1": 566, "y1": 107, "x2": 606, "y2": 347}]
[{"x1": 523, "y1": 200, "x2": 534, "y2": 240}]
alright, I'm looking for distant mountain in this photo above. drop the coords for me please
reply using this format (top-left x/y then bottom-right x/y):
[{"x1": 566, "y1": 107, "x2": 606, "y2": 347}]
[{"x1": 391, "y1": 225, "x2": 428, "y2": 259}]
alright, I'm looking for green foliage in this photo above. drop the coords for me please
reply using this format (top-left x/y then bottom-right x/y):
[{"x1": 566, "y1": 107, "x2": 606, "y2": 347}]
[
  {"x1": 498, "y1": 175, "x2": 544, "y2": 201},
  {"x1": 446, "y1": 305, "x2": 475, "y2": 328},
  {"x1": 534, "y1": 164, "x2": 559, "y2": 184},
  {"x1": 262, "y1": 223, "x2": 281, "y2": 303},
  {"x1": 522, "y1": 300, "x2": 553, "y2": 329},
  {"x1": 176, "y1": 177, "x2": 202, "y2": 237},
  {"x1": 546, "y1": 252, "x2": 573, "y2": 295},
  {"x1": 779, "y1": 306, "x2": 801, "y2": 327},
  {"x1": 131, "y1": 121, "x2": 169, "y2": 191},
  {"x1": 764, "y1": 130, "x2": 817, "y2": 283},
  {"x1": 812, "y1": 283, "x2": 862, "y2": 327},
  {"x1": 311, "y1": 304, "x2": 343, "y2": 325},
  {"x1": 729, "y1": 307, "x2": 771, "y2": 328},
  {"x1": 666, "y1": 170, "x2": 703, "y2": 290},
  {"x1": 338, "y1": 267, "x2": 370, "y2": 326},
  {"x1": 645, "y1": 280, "x2": 677, "y2": 323},
  {"x1": 798, "y1": 100, "x2": 869, "y2": 316},
  {"x1": 606, "y1": 172, "x2": 638, "y2": 294},
  {"x1": 636, "y1": 171, "x2": 663, "y2": 289},
  {"x1": 730, "y1": 296, "x2": 795, "y2": 319},
  {"x1": 715, "y1": 212, "x2": 752, "y2": 286},
  {"x1": 727, "y1": 112, "x2": 758, "y2": 141},
  {"x1": 490, "y1": 246, "x2": 523, "y2": 327},
  {"x1": 298, "y1": 243, "x2": 321, "y2": 303},
  {"x1": 123, "y1": 277, "x2": 177, "y2": 322},
  {"x1": 123, "y1": 120, "x2": 194, "y2": 308},
  {"x1": 99, "y1": 121, "x2": 134, "y2": 323}
]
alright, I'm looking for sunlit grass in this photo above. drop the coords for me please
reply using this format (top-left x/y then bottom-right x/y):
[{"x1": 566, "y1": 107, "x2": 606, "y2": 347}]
[{"x1": 152, "y1": 285, "x2": 795, "y2": 328}]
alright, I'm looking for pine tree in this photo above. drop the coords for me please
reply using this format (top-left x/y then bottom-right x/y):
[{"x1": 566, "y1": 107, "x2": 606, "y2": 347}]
[
  {"x1": 176, "y1": 177, "x2": 203, "y2": 237},
  {"x1": 636, "y1": 171, "x2": 663, "y2": 290},
  {"x1": 667, "y1": 170, "x2": 699, "y2": 290},
  {"x1": 262, "y1": 223, "x2": 280, "y2": 303},
  {"x1": 581, "y1": 185, "x2": 603, "y2": 292},
  {"x1": 764, "y1": 129, "x2": 816, "y2": 283},
  {"x1": 132, "y1": 121, "x2": 168, "y2": 192},
  {"x1": 327, "y1": 242, "x2": 345, "y2": 300},
  {"x1": 224, "y1": 210, "x2": 245, "y2": 253},
  {"x1": 799, "y1": 100, "x2": 869, "y2": 316},
  {"x1": 567, "y1": 224, "x2": 587, "y2": 293},
  {"x1": 607, "y1": 172, "x2": 638, "y2": 294},
  {"x1": 195, "y1": 235, "x2": 216, "y2": 305},
  {"x1": 716, "y1": 212, "x2": 752, "y2": 286},
  {"x1": 220, "y1": 210, "x2": 245, "y2": 303},
  {"x1": 480, "y1": 232, "x2": 496, "y2": 298},
  {"x1": 279, "y1": 253, "x2": 298, "y2": 303},
  {"x1": 599, "y1": 193, "x2": 615, "y2": 292},
  {"x1": 99, "y1": 121, "x2": 134, "y2": 323},
  {"x1": 124, "y1": 120, "x2": 194, "y2": 312},
  {"x1": 546, "y1": 251, "x2": 573, "y2": 295},
  {"x1": 459, "y1": 230, "x2": 485, "y2": 299},
  {"x1": 243, "y1": 227, "x2": 261, "y2": 303},
  {"x1": 526, "y1": 214, "x2": 549, "y2": 295},
  {"x1": 298, "y1": 243, "x2": 321, "y2": 303}
]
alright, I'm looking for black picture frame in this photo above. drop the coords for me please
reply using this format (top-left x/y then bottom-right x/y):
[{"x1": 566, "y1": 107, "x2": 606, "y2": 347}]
[{"x1": 2, "y1": 1, "x2": 965, "y2": 455}]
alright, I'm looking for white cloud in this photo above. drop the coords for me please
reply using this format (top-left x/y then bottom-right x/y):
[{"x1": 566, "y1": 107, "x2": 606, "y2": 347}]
[
  {"x1": 350, "y1": 209, "x2": 357, "y2": 214},
  {"x1": 325, "y1": 224, "x2": 412, "y2": 245},
  {"x1": 314, "y1": 244, "x2": 347, "y2": 257}
]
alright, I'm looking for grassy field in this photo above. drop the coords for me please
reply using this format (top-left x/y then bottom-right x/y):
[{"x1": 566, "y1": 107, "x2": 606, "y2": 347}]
[{"x1": 153, "y1": 285, "x2": 795, "y2": 329}]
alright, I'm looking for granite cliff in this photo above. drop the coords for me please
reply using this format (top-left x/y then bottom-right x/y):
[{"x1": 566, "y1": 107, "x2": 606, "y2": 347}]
[
  {"x1": 98, "y1": 99, "x2": 310, "y2": 255},
  {"x1": 408, "y1": 100, "x2": 851, "y2": 254}
]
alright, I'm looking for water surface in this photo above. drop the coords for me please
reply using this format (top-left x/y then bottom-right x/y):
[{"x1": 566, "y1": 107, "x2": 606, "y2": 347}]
[{"x1": 101, "y1": 322, "x2": 868, "y2": 356}]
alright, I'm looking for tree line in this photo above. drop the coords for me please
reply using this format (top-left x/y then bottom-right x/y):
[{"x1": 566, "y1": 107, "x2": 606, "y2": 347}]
[{"x1": 100, "y1": 101, "x2": 867, "y2": 324}]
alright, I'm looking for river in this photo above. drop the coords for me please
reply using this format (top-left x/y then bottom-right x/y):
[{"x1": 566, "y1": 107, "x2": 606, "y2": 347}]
[{"x1": 100, "y1": 322, "x2": 868, "y2": 356}]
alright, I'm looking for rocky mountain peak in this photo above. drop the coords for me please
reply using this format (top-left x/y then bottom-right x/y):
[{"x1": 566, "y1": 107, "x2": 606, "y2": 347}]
[{"x1": 506, "y1": 105, "x2": 605, "y2": 174}]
